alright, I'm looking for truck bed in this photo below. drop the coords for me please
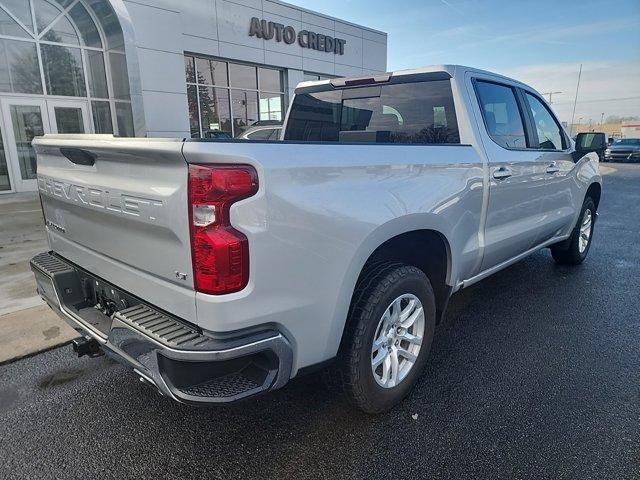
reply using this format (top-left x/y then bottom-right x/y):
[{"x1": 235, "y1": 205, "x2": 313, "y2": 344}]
[{"x1": 34, "y1": 134, "x2": 484, "y2": 372}]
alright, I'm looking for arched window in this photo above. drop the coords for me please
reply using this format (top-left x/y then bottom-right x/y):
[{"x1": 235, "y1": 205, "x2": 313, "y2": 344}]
[{"x1": 0, "y1": 0, "x2": 134, "y2": 136}]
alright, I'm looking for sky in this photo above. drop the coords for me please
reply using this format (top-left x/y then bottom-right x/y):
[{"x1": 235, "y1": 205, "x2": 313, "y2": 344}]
[{"x1": 293, "y1": 0, "x2": 640, "y2": 124}]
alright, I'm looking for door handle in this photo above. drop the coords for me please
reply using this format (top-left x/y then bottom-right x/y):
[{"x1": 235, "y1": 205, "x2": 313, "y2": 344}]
[
  {"x1": 493, "y1": 167, "x2": 512, "y2": 180},
  {"x1": 546, "y1": 163, "x2": 560, "y2": 174}
]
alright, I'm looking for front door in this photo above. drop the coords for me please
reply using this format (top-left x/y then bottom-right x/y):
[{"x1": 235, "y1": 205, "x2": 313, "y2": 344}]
[
  {"x1": 0, "y1": 115, "x2": 11, "y2": 193},
  {"x1": 520, "y1": 91, "x2": 577, "y2": 244},
  {"x1": 0, "y1": 98, "x2": 50, "y2": 193}
]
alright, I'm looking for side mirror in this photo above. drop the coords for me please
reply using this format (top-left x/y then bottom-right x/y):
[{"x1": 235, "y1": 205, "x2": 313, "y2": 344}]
[{"x1": 575, "y1": 132, "x2": 606, "y2": 152}]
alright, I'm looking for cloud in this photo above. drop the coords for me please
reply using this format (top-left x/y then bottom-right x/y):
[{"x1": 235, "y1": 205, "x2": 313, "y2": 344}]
[
  {"x1": 499, "y1": 61, "x2": 640, "y2": 122},
  {"x1": 439, "y1": 0, "x2": 465, "y2": 16},
  {"x1": 423, "y1": 17, "x2": 640, "y2": 54}
]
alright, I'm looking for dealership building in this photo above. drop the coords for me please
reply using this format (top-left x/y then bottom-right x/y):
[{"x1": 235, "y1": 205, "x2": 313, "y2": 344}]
[{"x1": 0, "y1": 0, "x2": 387, "y2": 193}]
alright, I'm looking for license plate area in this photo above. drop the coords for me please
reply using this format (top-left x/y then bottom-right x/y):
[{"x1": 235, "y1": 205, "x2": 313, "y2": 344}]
[
  {"x1": 66, "y1": 269, "x2": 142, "y2": 337},
  {"x1": 32, "y1": 254, "x2": 142, "y2": 337}
]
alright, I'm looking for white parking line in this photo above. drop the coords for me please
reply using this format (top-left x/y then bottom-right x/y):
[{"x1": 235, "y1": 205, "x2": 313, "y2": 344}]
[{"x1": 0, "y1": 209, "x2": 41, "y2": 215}]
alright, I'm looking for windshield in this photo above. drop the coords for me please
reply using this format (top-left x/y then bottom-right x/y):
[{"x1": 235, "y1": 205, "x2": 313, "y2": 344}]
[{"x1": 613, "y1": 139, "x2": 640, "y2": 146}]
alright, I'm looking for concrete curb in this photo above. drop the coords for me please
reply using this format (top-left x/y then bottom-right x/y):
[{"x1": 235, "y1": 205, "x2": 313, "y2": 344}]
[{"x1": 0, "y1": 304, "x2": 78, "y2": 366}]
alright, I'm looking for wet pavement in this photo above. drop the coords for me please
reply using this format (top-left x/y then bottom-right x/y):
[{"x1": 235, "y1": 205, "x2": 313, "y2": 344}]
[{"x1": 1, "y1": 164, "x2": 638, "y2": 479}]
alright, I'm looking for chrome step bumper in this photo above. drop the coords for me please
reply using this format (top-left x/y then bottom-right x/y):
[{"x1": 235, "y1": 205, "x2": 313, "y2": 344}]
[{"x1": 30, "y1": 252, "x2": 293, "y2": 404}]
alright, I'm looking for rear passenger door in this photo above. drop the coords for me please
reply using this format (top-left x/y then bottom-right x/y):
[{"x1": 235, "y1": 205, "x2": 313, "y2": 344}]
[{"x1": 472, "y1": 78, "x2": 550, "y2": 270}]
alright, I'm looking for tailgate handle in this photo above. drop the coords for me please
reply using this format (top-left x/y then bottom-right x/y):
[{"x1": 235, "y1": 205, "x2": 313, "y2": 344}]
[{"x1": 60, "y1": 148, "x2": 96, "y2": 166}]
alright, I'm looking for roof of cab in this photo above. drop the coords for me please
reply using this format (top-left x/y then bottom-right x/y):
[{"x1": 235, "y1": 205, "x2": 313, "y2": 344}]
[{"x1": 295, "y1": 64, "x2": 530, "y2": 93}]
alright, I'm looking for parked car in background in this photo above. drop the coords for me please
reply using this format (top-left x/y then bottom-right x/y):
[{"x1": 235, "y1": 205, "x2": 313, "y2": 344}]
[
  {"x1": 604, "y1": 138, "x2": 640, "y2": 162},
  {"x1": 30, "y1": 65, "x2": 602, "y2": 414},
  {"x1": 237, "y1": 125, "x2": 282, "y2": 140},
  {"x1": 202, "y1": 130, "x2": 232, "y2": 139}
]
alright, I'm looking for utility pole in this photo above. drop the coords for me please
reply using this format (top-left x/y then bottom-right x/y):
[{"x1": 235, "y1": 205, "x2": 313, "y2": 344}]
[
  {"x1": 600, "y1": 112, "x2": 605, "y2": 125},
  {"x1": 569, "y1": 63, "x2": 582, "y2": 136},
  {"x1": 542, "y1": 91, "x2": 562, "y2": 104}
]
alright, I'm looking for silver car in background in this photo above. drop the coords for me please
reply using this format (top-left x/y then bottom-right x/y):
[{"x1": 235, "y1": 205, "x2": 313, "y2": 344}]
[
  {"x1": 237, "y1": 125, "x2": 282, "y2": 140},
  {"x1": 604, "y1": 138, "x2": 640, "y2": 162}
]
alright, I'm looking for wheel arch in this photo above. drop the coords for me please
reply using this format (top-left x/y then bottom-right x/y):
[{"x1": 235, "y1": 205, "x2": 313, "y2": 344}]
[
  {"x1": 358, "y1": 230, "x2": 453, "y2": 320},
  {"x1": 326, "y1": 217, "x2": 455, "y2": 361},
  {"x1": 586, "y1": 181, "x2": 602, "y2": 210}
]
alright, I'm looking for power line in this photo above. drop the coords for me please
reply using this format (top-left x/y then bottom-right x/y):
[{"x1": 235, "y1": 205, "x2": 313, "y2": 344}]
[
  {"x1": 553, "y1": 96, "x2": 640, "y2": 105},
  {"x1": 569, "y1": 64, "x2": 582, "y2": 136},
  {"x1": 541, "y1": 91, "x2": 562, "y2": 104}
]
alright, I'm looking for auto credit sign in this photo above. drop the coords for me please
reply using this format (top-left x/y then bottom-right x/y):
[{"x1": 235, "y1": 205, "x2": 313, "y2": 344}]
[{"x1": 249, "y1": 17, "x2": 346, "y2": 55}]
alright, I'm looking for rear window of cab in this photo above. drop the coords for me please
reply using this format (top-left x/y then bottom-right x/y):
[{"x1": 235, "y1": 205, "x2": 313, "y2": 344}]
[{"x1": 284, "y1": 80, "x2": 460, "y2": 144}]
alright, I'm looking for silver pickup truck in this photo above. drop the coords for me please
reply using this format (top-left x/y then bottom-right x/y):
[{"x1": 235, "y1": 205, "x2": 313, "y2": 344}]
[{"x1": 30, "y1": 65, "x2": 602, "y2": 413}]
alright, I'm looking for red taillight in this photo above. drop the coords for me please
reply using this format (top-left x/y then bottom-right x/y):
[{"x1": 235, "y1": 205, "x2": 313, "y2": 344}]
[{"x1": 188, "y1": 164, "x2": 258, "y2": 294}]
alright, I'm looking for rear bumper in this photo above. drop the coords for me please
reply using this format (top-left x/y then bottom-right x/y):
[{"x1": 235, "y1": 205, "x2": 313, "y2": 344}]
[{"x1": 30, "y1": 251, "x2": 293, "y2": 404}]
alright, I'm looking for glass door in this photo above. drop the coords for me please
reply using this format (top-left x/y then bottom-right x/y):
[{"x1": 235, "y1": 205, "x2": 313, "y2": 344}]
[
  {"x1": 46, "y1": 100, "x2": 91, "y2": 135},
  {"x1": 0, "y1": 98, "x2": 50, "y2": 193},
  {"x1": 0, "y1": 99, "x2": 91, "y2": 193},
  {"x1": 0, "y1": 117, "x2": 11, "y2": 193}
]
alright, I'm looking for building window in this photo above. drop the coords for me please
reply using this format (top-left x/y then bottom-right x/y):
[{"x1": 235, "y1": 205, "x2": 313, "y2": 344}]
[
  {"x1": 185, "y1": 54, "x2": 286, "y2": 138},
  {"x1": 0, "y1": 0, "x2": 134, "y2": 140}
]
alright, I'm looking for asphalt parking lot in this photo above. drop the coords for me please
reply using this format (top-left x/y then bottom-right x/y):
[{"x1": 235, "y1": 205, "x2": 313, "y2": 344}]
[{"x1": 1, "y1": 164, "x2": 638, "y2": 480}]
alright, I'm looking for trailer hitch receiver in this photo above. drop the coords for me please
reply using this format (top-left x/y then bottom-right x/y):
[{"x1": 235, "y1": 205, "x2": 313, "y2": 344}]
[{"x1": 72, "y1": 336, "x2": 103, "y2": 358}]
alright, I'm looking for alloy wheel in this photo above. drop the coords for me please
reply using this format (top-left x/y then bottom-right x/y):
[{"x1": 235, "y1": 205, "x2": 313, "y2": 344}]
[
  {"x1": 579, "y1": 209, "x2": 593, "y2": 253},
  {"x1": 371, "y1": 294, "x2": 425, "y2": 388}
]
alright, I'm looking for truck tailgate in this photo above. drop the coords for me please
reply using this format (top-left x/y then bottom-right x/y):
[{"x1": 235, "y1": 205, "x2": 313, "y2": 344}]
[{"x1": 33, "y1": 135, "x2": 195, "y2": 320}]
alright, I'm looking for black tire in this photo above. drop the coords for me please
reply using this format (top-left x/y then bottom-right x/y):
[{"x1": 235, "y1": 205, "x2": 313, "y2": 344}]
[
  {"x1": 336, "y1": 262, "x2": 436, "y2": 414},
  {"x1": 551, "y1": 196, "x2": 596, "y2": 265}
]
